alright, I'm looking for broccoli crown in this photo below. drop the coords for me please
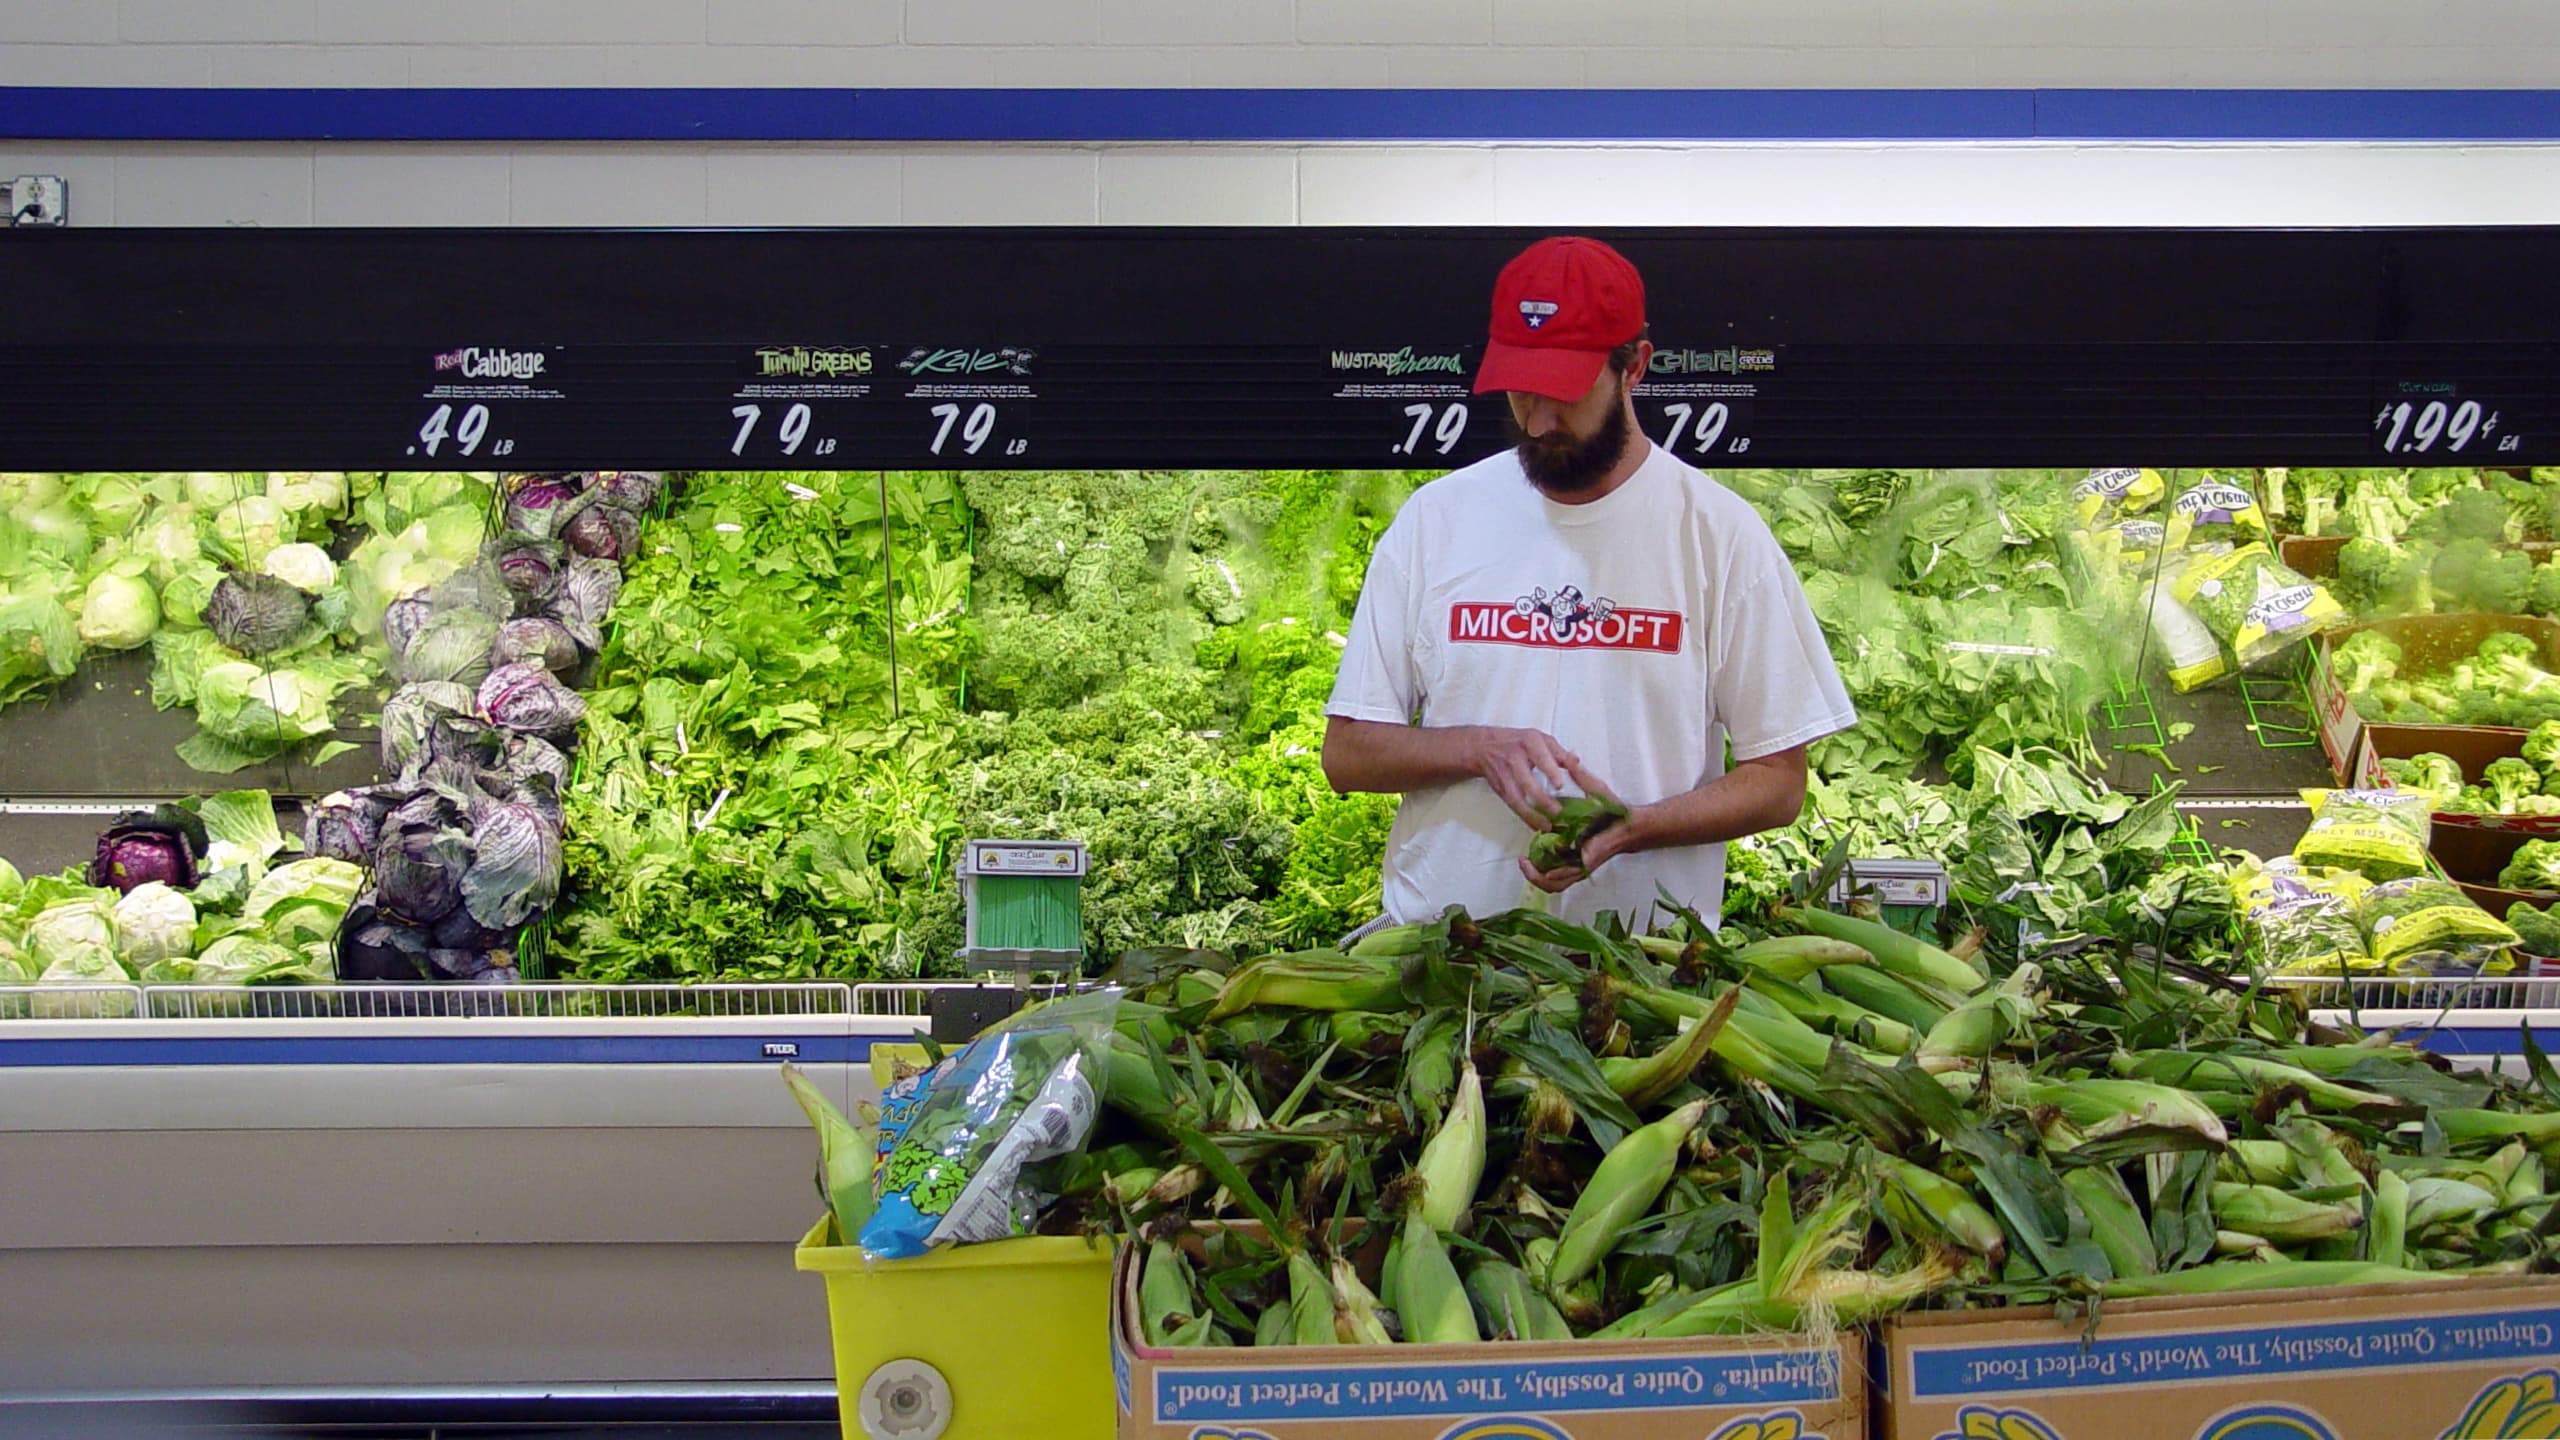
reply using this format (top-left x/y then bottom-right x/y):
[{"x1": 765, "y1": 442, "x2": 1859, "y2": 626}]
[
  {"x1": 2486, "y1": 757, "x2": 2543, "y2": 807},
  {"x1": 2499, "y1": 838, "x2": 2560, "y2": 893},
  {"x1": 2527, "y1": 721, "x2": 2560, "y2": 769},
  {"x1": 2531, "y1": 560, "x2": 2560, "y2": 621},
  {"x1": 2507, "y1": 901, "x2": 2560, "y2": 956},
  {"x1": 2433, "y1": 538, "x2": 2534, "y2": 614},
  {"x1": 2478, "y1": 630, "x2": 2541, "y2": 665},
  {"x1": 2332, "y1": 630, "x2": 2404, "y2": 693},
  {"x1": 2381, "y1": 751, "x2": 2467, "y2": 799},
  {"x1": 2444, "y1": 487, "x2": 2518, "y2": 542}
]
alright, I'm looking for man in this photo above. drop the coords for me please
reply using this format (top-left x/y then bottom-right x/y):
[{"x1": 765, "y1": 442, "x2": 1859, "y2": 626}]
[{"x1": 1320, "y1": 236, "x2": 1855, "y2": 929}]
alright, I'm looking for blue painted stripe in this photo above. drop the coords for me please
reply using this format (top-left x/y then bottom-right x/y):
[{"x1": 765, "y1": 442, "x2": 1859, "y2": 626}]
[
  {"x1": 0, "y1": 1033, "x2": 878, "y2": 1067},
  {"x1": 2404, "y1": 1025, "x2": 2560, "y2": 1057},
  {"x1": 1908, "y1": 1303, "x2": 2560, "y2": 1398},
  {"x1": 3, "y1": 86, "x2": 2559, "y2": 144}
]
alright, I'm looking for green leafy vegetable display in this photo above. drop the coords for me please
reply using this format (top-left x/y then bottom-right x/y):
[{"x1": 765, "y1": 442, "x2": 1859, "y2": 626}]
[
  {"x1": 551, "y1": 469, "x2": 1404, "y2": 981},
  {"x1": 0, "y1": 470, "x2": 500, "y2": 772},
  {"x1": 0, "y1": 790, "x2": 353, "y2": 1008},
  {"x1": 1731, "y1": 468, "x2": 2129, "y2": 780}
]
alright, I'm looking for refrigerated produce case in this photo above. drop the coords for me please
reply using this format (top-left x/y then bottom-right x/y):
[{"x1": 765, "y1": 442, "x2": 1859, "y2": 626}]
[{"x1": 6, "y1": 226, "x2": 2560, "y2": 1415}]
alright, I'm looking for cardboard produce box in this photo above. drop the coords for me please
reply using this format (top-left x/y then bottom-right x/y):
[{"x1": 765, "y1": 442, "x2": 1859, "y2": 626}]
[
  {"x1": 1878, "y1": 1276, "x2": 2560, "y2": 1440},
  {"x1": 2279, "y1": 533, "x2": 2348, "y2": 580},
  {"x1": 2314, "y1": 613, "x2": 2560, "y2": 784},
  {"x1": 2282, "y1": 534, "x2": 2558, "y2": 582},
  {"x1": 1109, "y1": 1240, "x2": 1865, "y2": 1440},
  {"x1": 2354, "y1": 723, "x2": 2560, "y2": 835},
  {"x1": 2432, "y1": 820, "x2": 2560, "y2": 914}
]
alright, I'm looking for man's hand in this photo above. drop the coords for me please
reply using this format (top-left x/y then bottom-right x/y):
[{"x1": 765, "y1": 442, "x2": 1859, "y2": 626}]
[
  {"x1": 1466, "y1": 726, "x2": 1583, "y2": 830},
  {"x1": 1519, "y1": 765, "x2": 1641, "y2": 894}
]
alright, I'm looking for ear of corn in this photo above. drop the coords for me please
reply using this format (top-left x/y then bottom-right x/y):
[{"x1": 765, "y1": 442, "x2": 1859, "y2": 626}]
[
  {"x1": 1747, "y1": 973, "x2": 1918, "y2": 1055},
  {"x1": 1526, "y1": 793, "x2": 1628, "y2": 871},
  {"x1": 781, "y1": 1063, "x2": 878, "y2": 1238},
  {"x1": 1209, "y1": 952, "x2": 1407, "y2": 1021},
  {"x1": 2505, "y1": 1147, "x2": 2546, "y2": 1208},
  {"x1": 1287, "y1": 1250, "x2": 1340, "y2": 1346},
  {"x1": 1549, "y1": 1099, "x2": 1710, "y2": 1293},
  {"x1": 1726, "y1": 1001, "x2": 1893, "y2": 1077},
  {"x1": 1707, "y1": 1017, "x2": 1828, "y2": 1105},
  {"x1": 1104, "y1": 1163, "x2": 1165, "y2": 1210},
  {"x1": 1349, "y1": 922, "x2": 1434, "y2": 958},
  {"x1": 1411, "y1": 1058, "x2": 1486, "y2": 1233},
  {"x1": 1822, "y1": 964, "x2": 1956, "y2": 1032},
  {"x1": 2369, "y1": 1168, "x2": 2410, "y2": 1269},
  {"x1": 1772, "y1": 904, "x2": 1987, "y2": 995},
  {"x1": 2062, "y1": 1164, "x2": 2158, "y2": 1278},
  {"x1": 1998, "y1": 1070, "x2": 2229, "y2": 1148},
  {"x1": 2221, "y1": 1139, "x2": 2300, "y2": 1185},
  {"x1": 2405, "y1": 1176, "x2": 2502, "y2": 1234},
  {"x1": 1140, "y1": 1238, "x2": 1200, "y2": 1348},
  {"x1": 1916, "y1": 964, "x2": 2041, "y2": 1073},
  {"x1": 2426, "y1": 1109, "x2": 2560, "y2": 1153},
  {"x1": 1880, "y1": 1153, "x2": 2007, "y2": 1263},
  {"x1": 2214, "y1": 1229, "x2": 2280, "y2": 1259},
  {"x1": 1102, "y1": 1034, "x2": 1187, "y2": 1133},
  {"x1": 1464, "y1": 1259, "x2": 1573, "y2": 1341},
  {"x1": 1403, "y1": 1012, "x2": 1462, "y2": 1129},
  {"x1": 1725, "y1": 934, "x2": 1876, "y2": 982},
  {"x1": 1599, "y1": 988, "x2": 1737, "y2": 1108},
  {"x1": 1329, "y1": 1253, "x2": 1395, "y2": 1345},
  {"x1": 2118, "y1": 1050, "x2": 2407, "y2": 1117},
  {"x1": 2212, "y1": 1182, "x2": 2365, "y2": 1243},
  {"x1": 1254, "y1": 1294, "x2": 1295, "y2": 1348},
  {"x1": 1392, "y1": 1210, "x2": 1481, "y2": 1344},
  {"x1": 2103, "y1": 1259, "x2": 2431, "y2": 1299}
]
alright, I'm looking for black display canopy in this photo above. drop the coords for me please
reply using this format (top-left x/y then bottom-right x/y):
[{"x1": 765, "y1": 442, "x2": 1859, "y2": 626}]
[{"x1": 2, "y1": 226, "x2": 2554, "y2": 470}]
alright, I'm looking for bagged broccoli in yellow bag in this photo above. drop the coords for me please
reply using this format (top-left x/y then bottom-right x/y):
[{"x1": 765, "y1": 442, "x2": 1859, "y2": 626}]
[
  {"x1": 2072, "y1": 467, "x2": 2165, "y2": 527},
  {"x1": 2165, "y1": 475, "x2": 2271, "y2": 551},
  {"x1": 2176, "y1": 543, "x2": 2347, "y2": 668},
  {"x1": 2355, "y1": 876, "x2": 2518, "y2": 976},
  {"x1": 2231, "y1": 857, "x2": 2373, "y2": 975},
  {"x1": 2295, "y1": 787, "x2": 2433, "y2": 882}
]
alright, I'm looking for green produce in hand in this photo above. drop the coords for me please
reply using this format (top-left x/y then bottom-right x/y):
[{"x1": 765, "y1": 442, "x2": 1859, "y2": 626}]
[{"x1": 1525, "y1": 792, "x2": 1628, "y2": 872}]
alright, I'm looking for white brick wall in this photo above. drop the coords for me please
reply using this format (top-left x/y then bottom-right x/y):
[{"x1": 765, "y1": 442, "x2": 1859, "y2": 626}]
[
  {"x1": 21, "y1": 140, "x2": 2560, "y2": 228},
  {"x1": 2, "y1": 0, "x2": 2552, "y2": 90},
  {"x1": 5, "y1": 0, "x2": 2556, "y2": 227}
]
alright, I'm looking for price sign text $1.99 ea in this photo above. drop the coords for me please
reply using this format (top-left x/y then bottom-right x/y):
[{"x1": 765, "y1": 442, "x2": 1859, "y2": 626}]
[{"x1": 2373, "y1": 397, "x2": 2519, "y2": 456}]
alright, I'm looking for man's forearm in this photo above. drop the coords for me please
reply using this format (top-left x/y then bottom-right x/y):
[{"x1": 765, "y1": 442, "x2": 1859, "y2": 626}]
[
  {"x1": 1622, "y1": 752, "x2": 1807, "y2": 853},
  {"x1": 1321, "y1": 717, "x2": 1482, "y2": 794}
]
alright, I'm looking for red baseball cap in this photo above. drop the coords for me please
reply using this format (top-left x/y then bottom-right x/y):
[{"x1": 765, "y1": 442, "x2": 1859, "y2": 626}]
[{"x1": 1473, "y1": 236, "x2": 1647, "y2": 402}]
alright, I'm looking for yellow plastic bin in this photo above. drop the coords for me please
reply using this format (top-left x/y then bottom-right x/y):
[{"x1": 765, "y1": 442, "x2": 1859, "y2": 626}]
[{"x1": 795, "y1": 1217, "x2": 1119, "y2": 1440}]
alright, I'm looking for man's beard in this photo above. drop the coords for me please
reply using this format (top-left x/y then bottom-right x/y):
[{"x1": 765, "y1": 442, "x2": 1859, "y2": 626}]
[{"x1": 1510, "y1": 386, "x2": 1631, "y2": 498}]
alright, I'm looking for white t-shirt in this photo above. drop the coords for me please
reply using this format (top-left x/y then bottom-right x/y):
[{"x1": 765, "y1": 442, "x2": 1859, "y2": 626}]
[{"x1": 1325, "y1": 442, "x2": 1856, "y2": 929}]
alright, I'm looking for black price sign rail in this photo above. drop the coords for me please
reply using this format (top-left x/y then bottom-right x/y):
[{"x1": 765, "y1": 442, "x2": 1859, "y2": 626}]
[{"x1": 2, "y1": 228, "x2": 2556, "y2": 469}]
